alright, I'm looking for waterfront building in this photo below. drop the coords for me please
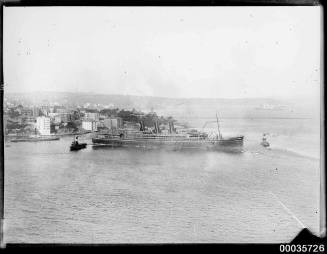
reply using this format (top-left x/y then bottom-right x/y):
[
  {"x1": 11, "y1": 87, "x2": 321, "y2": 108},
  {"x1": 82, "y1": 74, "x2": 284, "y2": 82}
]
[
  {"x1": 48, "y1": 113, "x2": 58, "y2": 118},
  {"x1": 36, "y1": 116, "x2": 51, "y2": 135},
  {"x1": 55, "y1": 107, "x2": 67, "y2": 114},
  {"x1": 123, "y1": 121, "x2": 139, "y2": 130},
  {"x1": 48, "y1": 113, "x2": 60, "y2": 123},
  {"x1": 40, "y1": 107, "x2": 49, "y2": 116},
  {"x1": 99, "y1": 114, "x2": 107, "y2": 120},
  {"x1": 62, "y1": 113, "x2": 74, "y2": 123},
  {"x1": 48, "y1": 112, "x2": 74, "y2": 123},
  {"x1": 161, "y1": 129, "x2": 169, "y2": 135},
  {"x1": 103, "y1": 119, "x2": 111, "y2": 129},
  {"x1": 97, "y1": 121, "x2": 105, "y2": 128},
  {"x1": 116, "y1": 117, "x2": 123, "y2": 128},
  {"x1": 32, "y1": 107, "x2": 40, "y2": 117},
  {"x1": 84, "y1": 112, "x2": 100, "y2": 121},
  {"x1": 82, "y1": 120, "x2": 98, "y2": 131},
  {"x1": 103, "y1": 119, "x2": 111, "y2": 126},
  {"x1": 103, "y1": 117, "x2": 123, "y2": 130},
  {"x1": 54, "y1": 115, "x2": 62, "y2": 124}
]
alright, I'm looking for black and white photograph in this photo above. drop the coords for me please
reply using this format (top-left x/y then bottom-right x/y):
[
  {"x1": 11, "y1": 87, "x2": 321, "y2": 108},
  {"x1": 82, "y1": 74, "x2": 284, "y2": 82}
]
[{"x1": 1, "y1": 5, "x2": 324, "y2": 245}]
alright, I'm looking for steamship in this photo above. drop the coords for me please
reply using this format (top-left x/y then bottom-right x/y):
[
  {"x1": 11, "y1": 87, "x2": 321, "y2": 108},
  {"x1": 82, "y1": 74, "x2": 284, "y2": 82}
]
[{"x1": 92, "y1": 114, "x2": 244, "y2": 151}]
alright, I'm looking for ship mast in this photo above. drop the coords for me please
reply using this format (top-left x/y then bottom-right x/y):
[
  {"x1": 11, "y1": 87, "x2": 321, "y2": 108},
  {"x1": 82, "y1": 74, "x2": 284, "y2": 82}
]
[{"x1": 215, "y1": 112, "x2": 222, "y2": 139}]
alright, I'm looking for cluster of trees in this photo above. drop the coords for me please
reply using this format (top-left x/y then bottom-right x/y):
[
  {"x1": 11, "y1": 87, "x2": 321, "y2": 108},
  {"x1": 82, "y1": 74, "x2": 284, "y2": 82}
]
[
  {"x1": 138, "y1": 113, "x2": 175, "y2": 127},
  {"x1": 101, "y1": 109, "x2": 176, "y2": 128},
  {"x1": 117, "y1": 109, "x2": 140, "y2": 123},
  {"x1": 99, "y1": 108, "x2": 120, "y2": 116},
  {"x1": 83, "y1": 108, "x2": 99, "y2": 113},
  {"x1": 51, "y1": 121, "x2": 80, "y2": 134},
  {"x1": 7, "y1": 109, "x2": 21, "y2": 118},
  {"x1": 64, "y1": 121, "x2": 79, "y2": 132},
  {"x1": 6, "y1": 120, "x2": 28, "y2": 131},
  {"x1": 95, "y1": 107, "x2": 177, "y2": 130}
]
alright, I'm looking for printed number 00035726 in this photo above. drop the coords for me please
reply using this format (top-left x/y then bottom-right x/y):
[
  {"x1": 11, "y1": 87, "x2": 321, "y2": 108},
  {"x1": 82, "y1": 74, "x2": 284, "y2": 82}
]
[{"x1": 280, "y1": 245, "x2": 325, "y2": 253}]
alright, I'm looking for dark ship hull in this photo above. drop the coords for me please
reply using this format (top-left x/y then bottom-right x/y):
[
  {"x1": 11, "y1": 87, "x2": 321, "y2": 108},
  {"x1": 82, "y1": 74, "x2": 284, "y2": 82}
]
[
  {"x1": 92, "y1": 135, "x2": 244, "y2": 151},
  {"x1": 70, "y1": 143, "x2": 87, "y2": 151}
]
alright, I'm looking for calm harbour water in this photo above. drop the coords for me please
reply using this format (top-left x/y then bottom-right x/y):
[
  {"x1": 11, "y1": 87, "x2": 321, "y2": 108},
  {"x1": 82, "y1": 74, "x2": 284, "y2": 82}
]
[{"x1": 4, "y1": 118, "x2": 321, "y2": 243}]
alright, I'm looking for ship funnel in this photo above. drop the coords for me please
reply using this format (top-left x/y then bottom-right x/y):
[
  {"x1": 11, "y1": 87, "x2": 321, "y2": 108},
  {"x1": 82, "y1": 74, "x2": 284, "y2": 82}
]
[
  {"x1": 154, "y1": 121, "x2": 161, "y2": 134},
  {"x1": 168, "y1": 121, "x2": 175, "y2": 134},
  {"x1": 139, "y1": 121, "x2": 145, "y2": 131}
]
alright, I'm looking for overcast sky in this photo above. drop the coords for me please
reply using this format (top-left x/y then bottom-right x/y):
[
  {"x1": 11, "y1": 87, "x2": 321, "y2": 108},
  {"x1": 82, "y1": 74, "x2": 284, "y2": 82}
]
[{"x1": 4, "y1": 7, "x2": 321, "y2": 99}]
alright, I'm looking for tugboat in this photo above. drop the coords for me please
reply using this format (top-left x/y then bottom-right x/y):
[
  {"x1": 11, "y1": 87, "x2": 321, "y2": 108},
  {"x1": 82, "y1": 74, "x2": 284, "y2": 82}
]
[
  {"x1": 260, "y1": 133, "x2": 270, "y2": 147},
  {"x1": 70, "y1": 136, "x2": 87, "y2": 151}
]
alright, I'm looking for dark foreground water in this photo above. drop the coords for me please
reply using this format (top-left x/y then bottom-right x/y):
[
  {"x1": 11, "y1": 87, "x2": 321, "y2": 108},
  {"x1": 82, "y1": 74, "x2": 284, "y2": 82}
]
[{"x1": 4, "y1": 118, "x2": 321, "y2": 243}]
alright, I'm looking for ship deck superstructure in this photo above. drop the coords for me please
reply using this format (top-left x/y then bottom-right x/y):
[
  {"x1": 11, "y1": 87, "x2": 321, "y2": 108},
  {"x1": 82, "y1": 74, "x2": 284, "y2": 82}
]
[{"x1": 92, "y1": 113, "x2": 244, "y2": 151}]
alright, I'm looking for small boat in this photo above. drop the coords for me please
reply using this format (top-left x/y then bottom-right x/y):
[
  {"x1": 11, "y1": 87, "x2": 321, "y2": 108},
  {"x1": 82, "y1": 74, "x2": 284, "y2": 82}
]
[
  {"x1": 70, "y1": 136, "x2": 87, "y2": 151},
  {"x1": 260, "y1": 134, "x2": 270, "y2": 147}
]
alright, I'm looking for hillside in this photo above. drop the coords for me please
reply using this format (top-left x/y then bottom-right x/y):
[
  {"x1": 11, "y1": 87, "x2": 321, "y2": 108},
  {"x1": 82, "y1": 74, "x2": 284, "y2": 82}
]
[{"x1": 4, "y1": 91, "x2": 320, "y2": 120}]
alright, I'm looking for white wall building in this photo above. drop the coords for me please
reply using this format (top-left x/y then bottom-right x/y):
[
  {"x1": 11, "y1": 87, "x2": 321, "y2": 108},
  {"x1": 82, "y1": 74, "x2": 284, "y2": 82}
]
[
  {"x1": 36, "y1": 116, "x2": 51, "y2": 135},
  {"x1": 82, "y1": 120, "x2": 98, "y2": 131}
]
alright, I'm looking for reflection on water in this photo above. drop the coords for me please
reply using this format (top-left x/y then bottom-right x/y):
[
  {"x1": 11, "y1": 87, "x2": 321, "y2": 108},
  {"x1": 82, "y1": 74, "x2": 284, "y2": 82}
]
[{"x1": 4, "y1": 118, "x2": 320, "y2": 243}]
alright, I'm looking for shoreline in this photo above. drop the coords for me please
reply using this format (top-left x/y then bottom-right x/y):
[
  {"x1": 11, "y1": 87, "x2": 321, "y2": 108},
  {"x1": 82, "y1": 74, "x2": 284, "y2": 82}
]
[{"x1": 5, "y1": 131, "x2": 91, "y2": 138}]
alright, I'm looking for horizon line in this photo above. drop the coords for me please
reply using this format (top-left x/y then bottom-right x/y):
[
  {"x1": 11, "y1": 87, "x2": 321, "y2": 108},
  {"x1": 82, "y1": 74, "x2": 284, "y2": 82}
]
[{"x1": 4, "y1": 90, "x2": 307, "y2": 101}]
